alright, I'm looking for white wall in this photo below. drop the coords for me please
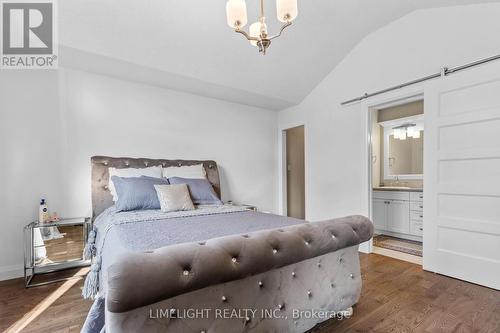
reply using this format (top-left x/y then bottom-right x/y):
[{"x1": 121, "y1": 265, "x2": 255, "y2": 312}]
[
  {"x1": 0, "y1": 71, "x2": 64, "y2": 279},
  {"x1": 0, "y1": 69, "x2": 278, "y2": 279},
  {"x1": 278, "y1": 4, "x2": 500, "y2": 221}
]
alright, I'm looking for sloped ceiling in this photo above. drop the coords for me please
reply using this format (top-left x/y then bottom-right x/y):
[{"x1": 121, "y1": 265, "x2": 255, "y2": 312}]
[{"x1": 59, "y1": 0, "x2": 499, "y2": 110}]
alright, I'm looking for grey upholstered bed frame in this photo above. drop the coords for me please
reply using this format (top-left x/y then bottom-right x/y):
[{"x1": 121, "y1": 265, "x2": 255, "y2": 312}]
[
  {"x1": 91, "y1": 156, "x2": 221, "y2": 218},
  {"x1": 90, "y1": 156, "x2": 373, "y2": 333}
]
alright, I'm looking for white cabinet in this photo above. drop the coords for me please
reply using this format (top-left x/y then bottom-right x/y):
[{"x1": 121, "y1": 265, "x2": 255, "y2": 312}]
[
  {"x1": 373, "y1": 199, "x2": 388, "y2": 230},
  {"x1": 373, "y1": 190, "x2": 422, "y2": 240},
  {"x1": 387, "y1": 200, "x2": 410, "y2": 234}
]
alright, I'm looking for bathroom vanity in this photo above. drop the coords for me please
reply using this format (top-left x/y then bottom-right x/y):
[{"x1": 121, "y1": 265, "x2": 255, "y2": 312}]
[
  {"x1": 371, "y1": 112, "x2": 424, "y2": 242},
  {"x1": 372, "y1": 188, "x2": 423, "y2": 241}
]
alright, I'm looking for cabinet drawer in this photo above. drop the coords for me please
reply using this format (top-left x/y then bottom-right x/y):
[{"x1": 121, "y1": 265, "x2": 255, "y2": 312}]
[
  {"x1": 411, "y1": 220, "x2": 423, "y2": 236},
  {"x1": 373, "y1": 191, "x2": 410, "y2": 201},
  {"x1": 411, "y1": 210, "x2": 423, "y2": 221},
  {"x1": 410, "y1": 192, "x2": 424, "y2": 202},
  {"x1": 410, "y1": 202, "x2": 424, "y2": 211}
]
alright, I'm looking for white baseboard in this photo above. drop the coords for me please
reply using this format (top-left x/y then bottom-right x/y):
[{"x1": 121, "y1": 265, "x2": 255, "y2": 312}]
[{"x1": 0, "y1": 264, "x2": 23, "y2": 281}]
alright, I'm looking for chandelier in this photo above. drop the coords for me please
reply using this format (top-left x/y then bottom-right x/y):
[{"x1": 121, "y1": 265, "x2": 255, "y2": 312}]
[{"x1": 225, "y1": 0, "x2": 298, "y2": 54}]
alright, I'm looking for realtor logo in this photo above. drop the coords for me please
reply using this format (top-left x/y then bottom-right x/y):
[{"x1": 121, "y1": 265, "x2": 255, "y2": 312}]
[{"x1": 1, "y1": 0, "x2": 58, "y2": 69}]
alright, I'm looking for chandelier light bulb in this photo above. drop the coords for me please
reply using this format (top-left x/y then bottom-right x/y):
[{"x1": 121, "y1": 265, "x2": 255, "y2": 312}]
[
  {"x1": 226, "y1": 0, "x2": 248, "y2": 28},
  {"x1": 249, "y1": 22, "x2": 267, "y2": 46},
  {"x1": 277, "y1": 0, "x2": 298, "y2": 23}
]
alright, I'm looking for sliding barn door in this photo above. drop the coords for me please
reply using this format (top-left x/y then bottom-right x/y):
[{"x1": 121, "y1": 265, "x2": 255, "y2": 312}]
[{"x1": 424, "y1": 61, "x2": 500, "y2": 290}]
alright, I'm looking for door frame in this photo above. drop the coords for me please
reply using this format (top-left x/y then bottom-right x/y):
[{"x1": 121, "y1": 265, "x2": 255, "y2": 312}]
[
  {"x1": 361, "y1": 87, "x2": 424, "y2": 254},
  {"x1": 278, "y1": 121, "x2": 307, "y2": 218}
]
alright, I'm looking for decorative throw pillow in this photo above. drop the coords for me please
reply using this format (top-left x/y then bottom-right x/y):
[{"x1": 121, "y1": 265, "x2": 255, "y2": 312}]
[
  {"x1": 111, "y1": 176, "x2": 169, "y2": 211},
  {"x1": 168, "y1": 177, "x2": 222, "y2": 205},
  {"x1": 162, "y1": 164, "x2": 206, "y2": 179},
  {"x1": 154, "y1": 184, "x2": 195, "y2": 212},
  {"x1": 108, "y1": 166, "x2": 162, "y2": 202}
]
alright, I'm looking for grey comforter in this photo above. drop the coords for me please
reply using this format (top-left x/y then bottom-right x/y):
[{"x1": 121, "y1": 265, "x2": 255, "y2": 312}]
[{"x1": 82, "y1": 205, "x2": 306, "y2": 333}]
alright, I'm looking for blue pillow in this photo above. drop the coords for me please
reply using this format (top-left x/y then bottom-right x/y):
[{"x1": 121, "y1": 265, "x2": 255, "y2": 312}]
[
  {"x1": 168, "y1": 177, "x2": 222, "y2": 205},
  {"x1": 111, "y1": 176, "x2": 169, "y2": 211}
]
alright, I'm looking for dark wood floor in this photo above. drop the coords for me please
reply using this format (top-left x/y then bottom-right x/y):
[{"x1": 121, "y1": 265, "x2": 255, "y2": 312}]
[{"x1": 1, "y1": 253, "x2": 499, "y2": 332}]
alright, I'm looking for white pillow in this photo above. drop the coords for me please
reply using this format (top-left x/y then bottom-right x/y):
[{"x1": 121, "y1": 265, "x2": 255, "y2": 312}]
[
  {"x1": 154, "y1": 184, "x2": 195, "y2": 212},
  {"x1": 162, "y1": 164, "x2": 206, "y2": 179},
  {"x1": 108, "y1": 166, "x2": 162, "y2": 202}
]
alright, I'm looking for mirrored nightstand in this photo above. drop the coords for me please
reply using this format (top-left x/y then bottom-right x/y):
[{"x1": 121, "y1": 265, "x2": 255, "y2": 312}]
[{"x1": 24, "y1": 217, "x2": 91, "y2": 288}]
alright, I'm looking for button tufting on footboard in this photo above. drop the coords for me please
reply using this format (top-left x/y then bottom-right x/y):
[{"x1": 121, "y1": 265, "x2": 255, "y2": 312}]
[{"x1": 104, "y1": 215, "x2": 374, "y2": 314}]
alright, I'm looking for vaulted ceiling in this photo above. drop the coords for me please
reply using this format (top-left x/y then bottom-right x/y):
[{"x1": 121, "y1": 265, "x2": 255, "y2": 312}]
[{"x1": 59, "y1": 0, "x2": 498, "y2": 110}]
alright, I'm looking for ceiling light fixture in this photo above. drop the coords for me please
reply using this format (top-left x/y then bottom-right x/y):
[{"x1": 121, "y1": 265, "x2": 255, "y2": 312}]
[
  {"x1": 392, "y1": 123, "x2": 421, "y2": 140},
  {"x1": 225, "y1": 0, "x2": 298, "y2": 55}
]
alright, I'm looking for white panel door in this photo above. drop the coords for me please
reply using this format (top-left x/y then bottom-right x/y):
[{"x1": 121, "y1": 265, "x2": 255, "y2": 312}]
[{"x1": 424, "y1": 61, "x2": 500, "y2": 290}]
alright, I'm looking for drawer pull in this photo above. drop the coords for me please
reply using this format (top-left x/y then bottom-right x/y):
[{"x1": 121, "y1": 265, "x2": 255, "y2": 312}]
[
  {"x1": 419, "y1": 215, "x2": 423, "y2": 218},
  {"x1": 419, "y1": 227, "x2": 423, "y2": 231},
  {"x1": 419, "y1": 205, "x2": 423, "y2": 209}
]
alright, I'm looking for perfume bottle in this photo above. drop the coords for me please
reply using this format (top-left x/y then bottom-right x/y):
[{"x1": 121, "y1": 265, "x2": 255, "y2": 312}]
[{"x1": 39, "y1": 199, "x2": 50, "y2": 223}]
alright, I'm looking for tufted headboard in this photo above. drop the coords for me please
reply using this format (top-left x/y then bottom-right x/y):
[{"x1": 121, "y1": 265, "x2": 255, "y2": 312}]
[{"x1": 91, "y1": 156, "x2": 221, "y2": 218}]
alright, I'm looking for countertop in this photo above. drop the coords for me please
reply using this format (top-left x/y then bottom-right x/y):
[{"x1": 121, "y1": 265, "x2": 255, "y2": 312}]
[{"x1": 373, "y1": 187, "x2": 423, "y2": 193}]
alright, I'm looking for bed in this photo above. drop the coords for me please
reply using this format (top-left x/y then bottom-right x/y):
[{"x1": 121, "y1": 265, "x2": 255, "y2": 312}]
[{"x1": 82, "y1": 156, "x2": 373, "y2": 333}]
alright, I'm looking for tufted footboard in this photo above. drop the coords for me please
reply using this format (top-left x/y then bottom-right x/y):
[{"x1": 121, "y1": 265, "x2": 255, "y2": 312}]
[{"x1": 105, "y1": 215, "x2": 373, "y2": 332}]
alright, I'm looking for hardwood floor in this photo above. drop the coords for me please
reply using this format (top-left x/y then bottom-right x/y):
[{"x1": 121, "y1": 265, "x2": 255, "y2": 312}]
[{"x1": 1, "y1": 254, "x2": 499, "y2": 332}]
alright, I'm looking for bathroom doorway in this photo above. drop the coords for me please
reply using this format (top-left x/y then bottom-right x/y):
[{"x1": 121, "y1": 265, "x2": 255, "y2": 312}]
[
  {"x1": 369, "y1": 97, "x2": 424, "y2": 265},
  {"x1": 284, "y1": 125, "x2": 305, "y2": 219}
]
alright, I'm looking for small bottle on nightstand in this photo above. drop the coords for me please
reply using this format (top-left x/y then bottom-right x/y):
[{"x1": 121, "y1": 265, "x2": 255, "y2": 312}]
[{"x1": 38, "y1": 199, "x2": 50, "y2": 224}]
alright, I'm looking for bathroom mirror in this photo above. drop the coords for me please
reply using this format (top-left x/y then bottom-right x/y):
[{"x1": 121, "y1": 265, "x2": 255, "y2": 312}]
[{"x1": 380, "y1": 115, "x2": 424, "y2": 180}]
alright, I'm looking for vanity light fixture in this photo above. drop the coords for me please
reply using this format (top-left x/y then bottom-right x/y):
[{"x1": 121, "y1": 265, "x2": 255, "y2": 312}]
[
  {"x1": 225, "y1": 0, "x2": 298, "y2": 54},
  {"x1": 393, "y1": 124, "x2": 421, "y2": 140}
]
